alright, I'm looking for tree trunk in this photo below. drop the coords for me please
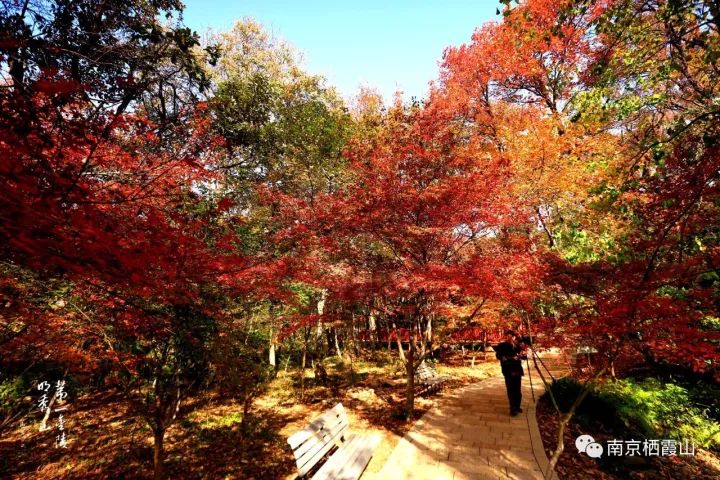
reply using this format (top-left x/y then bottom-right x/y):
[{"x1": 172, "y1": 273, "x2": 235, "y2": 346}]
[
  {"x1": 283, "y1": 354, "x2": 291, "y2": 372},
  {"x1": 316, "y1": 292, "x2": 326, "y2": 354},
  {"x1": 404, "y1": 338, "x2": 416, "y2": 414},
  {"x1": 269, "y1": 324, "x2": 276, "y2": 368},
  {"x1": 323, "y1": 328, "x2": 330, "y2": 357},
  {"x1": 404, "y1": 332, "x2": 415, "y2": 418},
  {"x1": 543, "y1": 367, "x2": 607, "y2": 477},
  {"x1": 153, "y1": 427, "x2": 165, "y2": 480},
  {"x1": 317, "y1": 292, "x2": 326, "y2": 316},
  {"x1": 302, "y1": 342, "x2": 307, "y2": 373},
  {"x1": 269, "y1": 341, "x2": 276, "y2": 367},
  {"x1": 334, "y1": 328, "x2": 342, "y2": 358},
  {"x1": 350, "y1": 313, "x2": 357, "y2": 356},
  {"x1": 301, "y1": 327, "x2": 309, "y2": 398},
  {"x1": 547, "y1": 416, "x2": 566, "y2": 476},
  {"x1": 240, "y1": 392, "x2": 254, "y2": 434},
  {"x1": 348, "y1": 344, "x2": 356, "y2": 385}
]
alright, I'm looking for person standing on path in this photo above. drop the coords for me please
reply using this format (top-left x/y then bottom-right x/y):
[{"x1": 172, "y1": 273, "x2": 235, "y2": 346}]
[{"x1": 495, "y1": 329, "x2": 527, "y2": 416}]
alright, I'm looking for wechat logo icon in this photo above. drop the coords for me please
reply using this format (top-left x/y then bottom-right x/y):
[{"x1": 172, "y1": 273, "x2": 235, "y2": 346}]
[{"x1": 576, "y1": 434, "x2": 603, "y2": 458}]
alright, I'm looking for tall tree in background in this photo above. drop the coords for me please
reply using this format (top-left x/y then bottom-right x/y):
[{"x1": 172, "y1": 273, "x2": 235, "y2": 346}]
[
  {"x1": 206, "y1": 19, "x2": 354, "y2": 367},
  {"x1": 208, "y1": 19, "x2": 351, "y2": 203}
]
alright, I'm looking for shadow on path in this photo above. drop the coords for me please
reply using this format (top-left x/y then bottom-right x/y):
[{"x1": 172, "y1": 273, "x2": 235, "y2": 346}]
[{"x1": 373, "y1": 360, "x2": 562, "y2": 480}]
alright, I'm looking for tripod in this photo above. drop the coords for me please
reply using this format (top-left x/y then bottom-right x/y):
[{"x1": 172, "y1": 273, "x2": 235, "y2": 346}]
[{"x1": 524, "y1": 344, "x2": 559, "y2": 402}]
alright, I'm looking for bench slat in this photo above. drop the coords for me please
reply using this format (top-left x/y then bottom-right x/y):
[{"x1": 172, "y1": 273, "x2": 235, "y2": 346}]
[
  {"x1": 415, "y1": 362, "x2": 450, "y2": 395},
  {"x1": 336, "y1": 434, "x2": 381, "y2": 480},
  {"x1": 311, "y1": 433, "x2": 381, "y2": 480},
  {"x1": 296, "y1": 424, "x2": 349, "y2": 477},
  {"x1": 293, "y1": 411, "x2": 348, "y2": 459},
  {"x1": 311, "y1": 433, "x2": 363, "y2": 480},
  {"x1": 289, "y1": 403, "x2": 351, "y2": 477},
  {"x1": 288, "y1": 403, "x2": 348, "y2": 449},
  {"x1": 289, "y1": 403, "x2": 380, "y2": 480},
  {"x1": 294, "y1": 417, "x2": 349, "y2": 474},
  {"x1": 294, "y1": 406, "x2": 349, "y2": 457}
]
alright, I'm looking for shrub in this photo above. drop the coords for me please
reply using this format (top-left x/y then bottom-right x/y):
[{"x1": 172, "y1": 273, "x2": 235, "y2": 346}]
[
  {"x1": 548, "y1": 377, "x2": 630, "y2": 434},
  {"x1": 0, "y1": 376, "x2": 27, "y2": 413},
  {"x1": 599, "y1": 378, "x2": 720, "y2": 451},
  {"x1": 547, "y1": 377, "x2": 720, "y2": 451}
]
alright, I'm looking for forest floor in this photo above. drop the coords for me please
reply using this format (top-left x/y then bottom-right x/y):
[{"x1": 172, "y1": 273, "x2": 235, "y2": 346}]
[
  {"x1": 536, "y1": 394, "x2": 720, "y2": 480},
  {"x1": 0, "y1": 351, "x2": 498, "y2": 479}
]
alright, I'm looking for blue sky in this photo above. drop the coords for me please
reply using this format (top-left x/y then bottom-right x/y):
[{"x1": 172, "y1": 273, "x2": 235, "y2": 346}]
[{"x1": 181, "y1": 0, "x2": 499, "y2": 102}]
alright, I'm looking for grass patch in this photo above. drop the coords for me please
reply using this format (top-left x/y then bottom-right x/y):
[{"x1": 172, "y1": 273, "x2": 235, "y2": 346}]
[
  {"x1": 549, "y1": 376, "x2": 720, "y2": 451},
  {"x1": 198, "y1": 411, "x2": 243, "y2": 430}
]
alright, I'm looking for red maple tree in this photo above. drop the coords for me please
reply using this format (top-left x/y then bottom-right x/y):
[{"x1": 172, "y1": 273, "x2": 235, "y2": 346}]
[{"x1": 268, "y1": 97, "x2": 540, "y2": 412}]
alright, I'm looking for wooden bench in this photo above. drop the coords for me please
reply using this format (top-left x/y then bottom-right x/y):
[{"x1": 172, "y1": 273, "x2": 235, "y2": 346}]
[
  {"x1": 288, "y1": 403, "x2": 380, "y2": 480},
  {"x1": 414, "y1": 361, "x2": 451, "y2": 395}
]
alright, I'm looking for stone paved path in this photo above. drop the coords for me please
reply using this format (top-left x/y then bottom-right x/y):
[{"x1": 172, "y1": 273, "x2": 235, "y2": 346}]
[{"x1": 375, "y1": 355, "x2": 568, "y2": 480}]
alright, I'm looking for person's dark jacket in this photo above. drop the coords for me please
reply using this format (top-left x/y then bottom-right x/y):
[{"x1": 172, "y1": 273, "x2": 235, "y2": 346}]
[{"x1": 495, "y1": 340, "x2": 525, "y2": 377}]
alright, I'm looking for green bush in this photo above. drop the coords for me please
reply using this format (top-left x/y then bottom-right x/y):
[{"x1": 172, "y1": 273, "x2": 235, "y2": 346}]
[
  {"x1": 0, "y1": 376, "x2": 26, "y2": 413},
  {"x1": 548, "y1": 377, "x2": 630, "y2": 434},
  {"x1": 548, "y1": 377, "x2": 720, "y2": 451},
  {"x1": 599, "y1": 378, "x2": 720, "y2": 450},
  {"x1": 548, "y1": 376, "x2": 587, "y2": 412},
  {"x1": 687, "y1": 381, "x2": 720, "y2": 421}
]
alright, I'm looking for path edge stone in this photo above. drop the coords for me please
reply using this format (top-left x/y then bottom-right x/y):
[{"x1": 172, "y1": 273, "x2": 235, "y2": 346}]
[{"x1": 526, "y1": 402, "x2": 559, "y2": 479}]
